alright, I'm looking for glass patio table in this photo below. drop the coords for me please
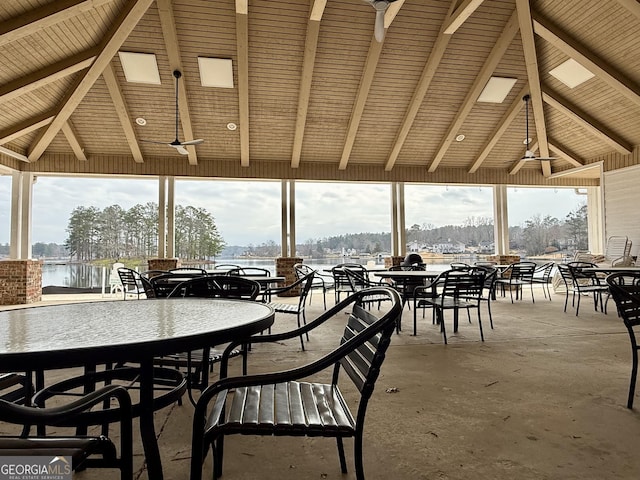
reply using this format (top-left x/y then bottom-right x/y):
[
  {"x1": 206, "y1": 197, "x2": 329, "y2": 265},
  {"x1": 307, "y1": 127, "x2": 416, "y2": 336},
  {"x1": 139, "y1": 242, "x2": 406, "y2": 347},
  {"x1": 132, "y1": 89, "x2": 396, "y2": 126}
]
[{"x1": 0, "y1": 298, "x2": 275, "y2": 480}]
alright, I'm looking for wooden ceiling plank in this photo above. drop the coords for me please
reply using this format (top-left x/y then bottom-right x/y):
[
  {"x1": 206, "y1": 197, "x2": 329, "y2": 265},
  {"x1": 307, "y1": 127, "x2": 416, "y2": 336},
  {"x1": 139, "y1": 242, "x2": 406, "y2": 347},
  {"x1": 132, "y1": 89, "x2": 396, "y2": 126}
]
[
  {"x1": 428, "y1": 11, "x2": 519, "y2": 173},
  {"x1": 0, "y1": 0, "x2": 113, "y2": 48},
  {"x1": 468, "y1": 83, "x2": 529, "y2": 173},
  {"x1": 384, "y1": 0, "x2": 459, "y2": 172},
  {"x1": 0, "y1": 49, "x2": 97, "y2": 104},
  {"x1": 338, "y1": 39, "x2": 384, "y2": 170},
  {"x1": 542, "y1": 90, "x2": 632, "y2": 155},
  {"x1": 236, "y1": 1, "x2": 250, "y2": 167},
  {"x1": 27, "y1": 0, "x2": 155, "y2": 162},
  {"x1": 547, "y1": 141, "x2": 583, "y2": 168},
  {"x1": 533, "y1": 14, "x2": 640, "y2": 109},
  {"x1": 516, "y1": 0, "x2": 550, "y2": 177},
  {"x1": 61, "y1": 120, "x2": 88, "y2": 161},
  {"x1": 616, "y1": 0, "x2": 640, "y2": 19},
  {"x1": 0, "y1": 112, "x2": 55, "y2": 145},
  {"x1": 443, "y1": 0, "x2": 486, "y2": 34},
  {"x1": 157, "y1": 0, "x2": 197, "y2": 165},
  {"x1": 291, "y1": 1, "x2": 326, "y2": 169},
  {"x1": 102, "y1": 62, "x2": 144, "y2": 163}
]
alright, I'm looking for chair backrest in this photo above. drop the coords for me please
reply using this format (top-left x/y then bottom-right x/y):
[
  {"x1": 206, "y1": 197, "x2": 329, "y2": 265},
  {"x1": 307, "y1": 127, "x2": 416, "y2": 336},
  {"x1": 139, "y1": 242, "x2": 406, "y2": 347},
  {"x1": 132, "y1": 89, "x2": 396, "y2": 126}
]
[
  {"x1": 606, "y1": 272, "x2": 640, "y2": 329},
  {"x1": 227, "y1": 267, "x2": 271, "y2": 277},
  {"x1": 509, "y1": 262, "x2": 536, "y2": 281},
  {"x1": 534, "y1": 262, "x2": 555, "y2": 280},
  {"x1": 294, "y1": 263, "x2": 314, "y2": 279},
  {"x1": 117, "y1": 267, "x2": 155, "y2": 298},
  {"x1": 439, "y1": 269, "x2": 485, "y2": 302},
  {"x1": 213, "y1": 264, "x2": 241, "y2": 272},
  {"x1": 450, "y1": 262, "x2": 471, "y2": 271},
  {"x1": 557, "y1": 264, "x2": 574, "y2": 286},
  {"x1": 567, "y1": 261, "x2": 598, "y2": 282},
  {"x1": 334, "y1": 288, "x2": 401, "y2": 407},
  {"x1": 604, "y1": 236, "x2": 632, "y2": 261},
  {"x1": 168, "y1": 275, "x2": 260, "y2": 300}
]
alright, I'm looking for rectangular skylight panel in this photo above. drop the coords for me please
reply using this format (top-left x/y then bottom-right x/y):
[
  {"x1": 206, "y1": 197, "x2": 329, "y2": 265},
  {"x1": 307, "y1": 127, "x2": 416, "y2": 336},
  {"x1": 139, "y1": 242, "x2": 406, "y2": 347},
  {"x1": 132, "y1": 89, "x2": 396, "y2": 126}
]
[
  {"x1": 549, "y1": 58, "x2": 595, "y2": 89},
  {"x1": 118, "y1": 52, "x2": 161, "y2": 85},
  {"x1": 198, "y1": 57, "x2": 234, "y2": 88},
  {"x1": 477, "y1": 77, "x2": 517, "y2": 103}
]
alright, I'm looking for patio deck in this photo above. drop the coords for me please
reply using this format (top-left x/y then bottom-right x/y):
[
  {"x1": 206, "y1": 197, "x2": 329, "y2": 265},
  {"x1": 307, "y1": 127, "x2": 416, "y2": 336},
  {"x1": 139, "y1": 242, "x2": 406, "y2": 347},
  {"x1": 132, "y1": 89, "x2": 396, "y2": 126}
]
[{"x1": 1, "y1": 285, "x2": 639, "y2": 479}]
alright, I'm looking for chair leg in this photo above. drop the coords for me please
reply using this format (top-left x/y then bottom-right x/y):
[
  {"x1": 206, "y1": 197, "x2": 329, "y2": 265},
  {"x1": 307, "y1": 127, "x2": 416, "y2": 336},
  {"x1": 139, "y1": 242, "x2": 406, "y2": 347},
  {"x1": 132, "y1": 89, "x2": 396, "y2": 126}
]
[
  {"x1": 354, "y1": 430, "x2": 365, "y2": 480},
  {"x1": 336, "y1": 437, "x2": 348, "y2": 474},
  {"x1": 477, "y1": 308, "x2": 484, "y2": 342},
  {"x1": 628, "y1": 344, "x2": 638, "y2": 409},
  {"x1": 487, "y1": 299, "x2": 494, "y2": 329},
  {"x1": 575, "y1": 292, "x2": 582, "y2": 316},
  {"x1": 214, "y1": 435, "x2": 224, "y2": 479}
]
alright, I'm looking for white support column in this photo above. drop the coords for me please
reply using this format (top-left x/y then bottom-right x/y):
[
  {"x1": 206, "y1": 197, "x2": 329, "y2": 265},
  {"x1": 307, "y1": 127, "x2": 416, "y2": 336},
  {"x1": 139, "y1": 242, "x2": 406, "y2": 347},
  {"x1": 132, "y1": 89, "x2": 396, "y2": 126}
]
[
  {"x1": 9, "y1": 172, "x2": 23, "y2": 259},
  {"x1": 280, "y1": 181, "x2": 288, "y2": 257},
  {"x1": 289, "y1": 181, "x2": 296, "y2": 257},
  {"x1": 158, "y1": 176, "x2": 167, "y2": 258},
  {"x1": 19, "y1": 173, "x2": 34, "y2": 259},
  {"x1": 586, "y1": 186, "x2": 603, "y2": 254},
  {"x1": 167, "y1": 177, "x2": 175, "y2": 258},
  {"x1": 390, "y1": 183, "x2": 399, "y2": 256},
  {"x1": 493, "y1": 185, "x2": 509, "y2": 255},
  {"x1": 398, "y1": 182, "x2": 406, "y2": 257}
]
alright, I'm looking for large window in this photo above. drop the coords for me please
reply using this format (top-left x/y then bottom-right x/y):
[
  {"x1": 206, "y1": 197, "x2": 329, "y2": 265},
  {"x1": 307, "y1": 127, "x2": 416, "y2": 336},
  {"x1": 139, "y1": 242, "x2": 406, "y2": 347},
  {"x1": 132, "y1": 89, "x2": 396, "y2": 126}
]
[
  {"x1": 296, "y1": 182, "x2": 391, "y2": 258},
  {"x1": 0, "y1": 175, "x2": 10, "y2": 251},
  {"x1": 174, "y1": 179, "x2": 281, "y2": 257}
]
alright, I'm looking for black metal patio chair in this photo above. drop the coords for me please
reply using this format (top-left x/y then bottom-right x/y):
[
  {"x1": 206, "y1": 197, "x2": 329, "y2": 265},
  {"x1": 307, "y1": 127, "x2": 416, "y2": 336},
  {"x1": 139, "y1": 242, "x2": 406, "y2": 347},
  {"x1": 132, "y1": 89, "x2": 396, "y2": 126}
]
[
  {"x1": 189, "y1": 287, "x2": 402, "y2": 480},
  {"x1": 606, "y1": 272, "x2": 640, "y2": 409}
]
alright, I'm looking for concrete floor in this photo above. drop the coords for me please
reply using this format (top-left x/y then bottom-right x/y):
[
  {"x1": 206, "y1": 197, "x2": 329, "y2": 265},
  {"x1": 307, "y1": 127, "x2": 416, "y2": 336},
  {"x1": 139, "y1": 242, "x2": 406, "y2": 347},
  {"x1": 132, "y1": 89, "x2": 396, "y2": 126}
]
[{"x1": 3, "y1": 286, "x2": 640, "y2": 480}]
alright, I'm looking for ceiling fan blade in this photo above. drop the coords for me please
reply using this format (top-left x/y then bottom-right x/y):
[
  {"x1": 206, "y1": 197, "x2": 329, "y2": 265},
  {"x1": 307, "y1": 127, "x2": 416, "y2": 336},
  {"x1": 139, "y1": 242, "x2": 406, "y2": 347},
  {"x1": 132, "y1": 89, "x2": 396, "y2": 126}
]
[
  {"x1": 374, "y1": 8, "x2": 386, "y2": 42},
  {"x1": 180, "y1": 139, "x2": 204, "y2": 146},
  {"x1": 170, "y1": 144, "x2": 189, "y2": 155}
]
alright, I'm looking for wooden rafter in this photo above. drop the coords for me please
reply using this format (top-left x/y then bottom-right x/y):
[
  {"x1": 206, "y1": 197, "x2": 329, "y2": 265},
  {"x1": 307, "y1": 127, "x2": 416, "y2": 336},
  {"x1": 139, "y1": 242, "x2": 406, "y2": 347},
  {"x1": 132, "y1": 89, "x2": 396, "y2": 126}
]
[
  {"x1": 443, "y1": 0, "x2": 485, "y2": 34},
  {"x1": 533, "y1": 13, "x2": 640, "y2": 109},
  {"x1": 468, "y1": 83, "x2": 529, "y2": 173},
  {"x1": 0, "y1": 0, "x2": 113, "y2": 48},
  {"x1": 515, "y1": 0, "x2": 551, "y2": 177},
  {"x1": 27, "y1": 0, "x2": 154, "y2": 162},
  {"x1": 542, "y1": 90, "x2": 632, "y2": 155},
  {"x1": 0, "y1": 146, "x2": 28, "y2": 163},
  {"x1": 291, "y1": 0, "x2": 326, "y2": 168},
  {"x1": 157, "y1": 0, "x2": 197, "y2": 165},
  {"x1": 548, "y1": 141, "x2": 583, "y2": 168},
  {"x1": 0, "y1": 112, "x2": 55, "y2": 146},
  {"x1": 616, "y1": 0, "x2": 640, "y2": 22},
  {"x1": 384, "y1": 0, "x2": 458, "y2": 171},
  {"x1": 102, "y1": 62, "x2": 144, "y2": 163},
  {"x1": 0, "y1": 49, "x2": 97, "y2": 104},
  {"x1": 61, "y1": 120, "x2": 87, "y2": 161},
  {"x1": 547, "y1": 162, "x2": 602, "y2": 179},
  {"x1": 338, "y1": 1, "x2": 406, "y2": 170},
  {"x1": 236, "y1": 0, "x2": 250, "y2": 167},
  {"x1": 428, "y1": 11, "x2": 519, "y2": 173}
]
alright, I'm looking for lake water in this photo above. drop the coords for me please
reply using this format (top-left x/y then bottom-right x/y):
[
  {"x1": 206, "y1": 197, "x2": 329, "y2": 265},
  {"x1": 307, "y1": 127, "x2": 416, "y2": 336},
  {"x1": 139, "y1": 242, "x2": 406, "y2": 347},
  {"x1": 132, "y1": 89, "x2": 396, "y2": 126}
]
[{"x1": 41, "y1": 257, "x2": 458, "y2": 288}]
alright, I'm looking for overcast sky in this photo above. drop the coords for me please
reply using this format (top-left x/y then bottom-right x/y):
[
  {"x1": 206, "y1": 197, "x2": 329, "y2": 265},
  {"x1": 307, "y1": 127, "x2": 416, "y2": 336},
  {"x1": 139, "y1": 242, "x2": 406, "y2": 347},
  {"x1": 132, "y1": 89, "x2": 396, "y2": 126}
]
[{"x1": 0, "y1": 175, "x2": 585, "y2": 246}]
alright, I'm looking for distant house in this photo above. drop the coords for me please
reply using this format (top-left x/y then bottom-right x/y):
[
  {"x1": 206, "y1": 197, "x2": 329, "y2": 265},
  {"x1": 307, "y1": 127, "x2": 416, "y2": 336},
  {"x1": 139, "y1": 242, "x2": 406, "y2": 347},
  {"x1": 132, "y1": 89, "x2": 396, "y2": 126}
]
[{"x1": 432, "y1": 242, "x2": 466, "y2": 254}]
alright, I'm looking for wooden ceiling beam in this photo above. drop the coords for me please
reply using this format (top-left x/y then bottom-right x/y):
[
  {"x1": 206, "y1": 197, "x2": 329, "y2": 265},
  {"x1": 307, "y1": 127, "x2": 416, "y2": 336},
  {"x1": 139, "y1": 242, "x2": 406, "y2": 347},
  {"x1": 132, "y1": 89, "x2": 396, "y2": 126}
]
[
  {"x1": 428, "y1": 10, "x2": 519, "y2": 172},
  {"x1": 0, "y1": 146, "x2": 28, "y2": 163},
  {"x1": 0, "y1": 111, "x2": 55, "y2": 145},
  {"x1": 548, "y1": 141, "x2": 583, "y2": 168},
  {"x1": 27, "y1": 0, "x2": 154, "y2": 162},
  {"x1": 547, "y1": 162, "x2": 602, "y2": 180},
  {"x1": 616, "y1": 0, "x2": 640, "y2": 19},
  {"x1": 443, "y1": 0, "x2": 485, "y2": 34},
  {"x1": 384, "y1": 0, "x2": 458, "y2": 171},
  {"x1": 533, "y1": 13, "x2": 640, "y2": 109},
  {"x1": 291, "y1": 0, "x2": 326, "y2": 168},
  {"x1": 102, "y1": 62, "x2": 144, "y2": 163},
  {"x1": 468, "y1": 83, "x2": 529, "y2": 173},
  {"x1": 0, "y1": 48, "x2": 97, "y2": 104},
  {"x1": 157, "y1": 0, "x2": 197, "y2": 165},
  {"x1": 542, "y1": 90, "x2": 633, "y2": 155},
  {"x1": 0, "y1": 0, "x2": 113, "y2": 48},
  {"x1": 516, "y1": 0, "x2": 551, "y2": 177},
  {"x1": 61, "y1": 120, "x2": 88, "y2": 161},
  {"x1": 236, "y1": 0, "x2": 250, "y2": 167}
]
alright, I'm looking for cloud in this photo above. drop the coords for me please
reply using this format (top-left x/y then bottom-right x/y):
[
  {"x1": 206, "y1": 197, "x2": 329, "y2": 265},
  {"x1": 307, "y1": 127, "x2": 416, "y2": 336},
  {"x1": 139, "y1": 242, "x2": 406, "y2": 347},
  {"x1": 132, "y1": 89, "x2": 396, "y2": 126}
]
[{"x1": 0, "y1": 175, "x2": 586, "y2": 246}]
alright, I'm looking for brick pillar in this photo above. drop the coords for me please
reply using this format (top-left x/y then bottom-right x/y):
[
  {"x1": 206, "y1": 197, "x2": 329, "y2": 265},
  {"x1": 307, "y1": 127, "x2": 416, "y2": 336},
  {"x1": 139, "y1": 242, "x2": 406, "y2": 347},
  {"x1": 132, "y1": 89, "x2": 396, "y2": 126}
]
[
  {"x1": 276, "y1": 257, "x2": 302, "y2": 297},
  {"x1": 486, "y1": 255, "x2": 520, "y2": 265},
  {"x1": 385, "y1": 256, "x2": 404, "y2": 268},
  {"x1": 0, "y1": 260, "x2": 42, "y2": 305},
  {"x1": 147, "y1": 258, "x2": 179, "y2": 272}
]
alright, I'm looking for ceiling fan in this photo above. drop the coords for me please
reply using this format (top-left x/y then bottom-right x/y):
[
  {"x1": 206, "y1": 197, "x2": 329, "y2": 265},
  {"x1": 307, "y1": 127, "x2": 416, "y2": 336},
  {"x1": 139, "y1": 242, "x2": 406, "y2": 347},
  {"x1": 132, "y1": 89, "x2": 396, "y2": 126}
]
[
  {"x1": 518, "y1": 94, "x2": 555, "y2": 162},
  {"x1": 141, "y1": 70, "x2": 203, "y2": 155},
  {"x1": 364, "y1": 0, "x2": 398, "y2": 42}
]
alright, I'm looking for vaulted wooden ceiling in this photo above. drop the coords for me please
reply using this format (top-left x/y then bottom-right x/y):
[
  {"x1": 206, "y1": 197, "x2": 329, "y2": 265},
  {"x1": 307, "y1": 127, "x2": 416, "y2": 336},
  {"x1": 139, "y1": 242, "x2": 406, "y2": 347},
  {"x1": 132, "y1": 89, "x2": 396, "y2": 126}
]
[{"x1": 1, "y1": 0, "x2": 639, "y2": 186}]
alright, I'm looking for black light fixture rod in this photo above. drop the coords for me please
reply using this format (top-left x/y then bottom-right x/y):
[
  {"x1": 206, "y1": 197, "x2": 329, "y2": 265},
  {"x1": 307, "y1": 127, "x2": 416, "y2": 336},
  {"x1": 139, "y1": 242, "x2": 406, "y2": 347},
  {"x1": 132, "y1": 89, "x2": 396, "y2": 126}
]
[
  {"x1": 173, "y1": 70, "x2": 182, "y2": 142},
  {"x1": 523, "y1": 94, "x2": 530, "y2": 146}
]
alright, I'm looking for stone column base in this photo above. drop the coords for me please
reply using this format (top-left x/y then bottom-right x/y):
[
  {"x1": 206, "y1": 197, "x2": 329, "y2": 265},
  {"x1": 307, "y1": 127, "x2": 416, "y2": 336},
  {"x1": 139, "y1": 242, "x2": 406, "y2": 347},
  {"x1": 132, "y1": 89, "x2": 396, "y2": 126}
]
[
  {"x1": 147, "y1": 258, "x2": 179, "y2": 272},
  {"x1": 276, "y1": 257, "x2": 302, "y2": 297},
  {"x1": 385, "y1": 256, "x2": 404, "y2": 268}
]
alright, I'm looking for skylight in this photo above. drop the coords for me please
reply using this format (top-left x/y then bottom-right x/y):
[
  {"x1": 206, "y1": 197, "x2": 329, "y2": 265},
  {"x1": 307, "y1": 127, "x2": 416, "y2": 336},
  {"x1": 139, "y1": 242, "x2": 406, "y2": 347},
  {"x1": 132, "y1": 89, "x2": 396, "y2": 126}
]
[
  {"x1": 477, "y1": 77, "x2": 517, "y2": 103},
  {"x1": 549, "y1": 59, "x2": 594, "y2": 89},
  {"x1": 118, "y1": 52, "x2": 161, "y2": 85}
]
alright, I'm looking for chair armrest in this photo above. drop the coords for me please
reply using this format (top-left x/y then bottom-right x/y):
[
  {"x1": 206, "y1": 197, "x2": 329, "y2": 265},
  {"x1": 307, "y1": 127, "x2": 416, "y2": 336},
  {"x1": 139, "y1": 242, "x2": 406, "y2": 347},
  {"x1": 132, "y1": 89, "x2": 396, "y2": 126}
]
[{"x1": 0, "y1": 385, "x2": 132, "y2": 428}]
